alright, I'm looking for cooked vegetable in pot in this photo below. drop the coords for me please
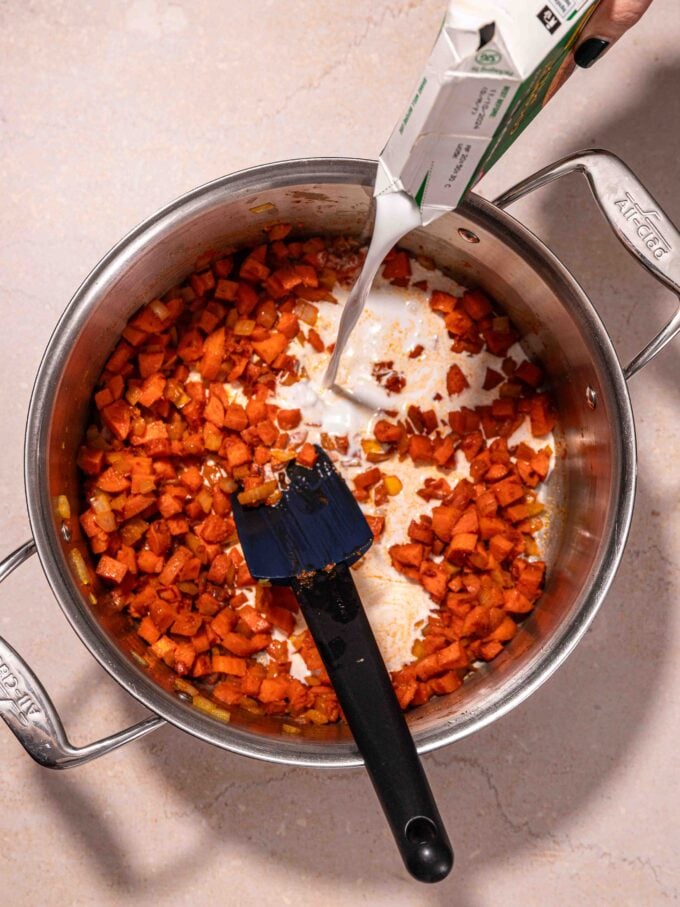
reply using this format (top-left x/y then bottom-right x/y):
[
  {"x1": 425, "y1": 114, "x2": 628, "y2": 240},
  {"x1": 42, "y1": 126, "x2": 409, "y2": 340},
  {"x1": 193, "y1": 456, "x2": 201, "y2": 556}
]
[{"x1": 77, "y1": 227, "x2": 556, "y2": 725}]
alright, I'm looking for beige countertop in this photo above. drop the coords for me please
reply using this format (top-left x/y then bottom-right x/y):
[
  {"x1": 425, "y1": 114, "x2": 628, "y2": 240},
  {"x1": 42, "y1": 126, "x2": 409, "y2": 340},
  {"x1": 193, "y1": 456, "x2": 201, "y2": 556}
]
[{"x1": 1, "y1": 2, "x2": 679, "y2": 904}]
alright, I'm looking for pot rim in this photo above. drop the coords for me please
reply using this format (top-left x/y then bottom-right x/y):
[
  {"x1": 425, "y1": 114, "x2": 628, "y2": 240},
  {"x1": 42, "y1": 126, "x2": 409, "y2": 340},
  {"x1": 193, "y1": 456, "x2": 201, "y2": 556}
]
[{"x1": 23, "y1": 156, "x2": 636, "y2": 768}]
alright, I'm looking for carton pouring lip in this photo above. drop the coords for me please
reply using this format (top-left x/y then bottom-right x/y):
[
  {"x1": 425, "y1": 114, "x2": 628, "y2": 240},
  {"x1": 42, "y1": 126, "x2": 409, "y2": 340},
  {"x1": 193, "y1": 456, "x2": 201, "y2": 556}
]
[{"x1": 443, "y1": 18, "x2": 490, "y2": 60}]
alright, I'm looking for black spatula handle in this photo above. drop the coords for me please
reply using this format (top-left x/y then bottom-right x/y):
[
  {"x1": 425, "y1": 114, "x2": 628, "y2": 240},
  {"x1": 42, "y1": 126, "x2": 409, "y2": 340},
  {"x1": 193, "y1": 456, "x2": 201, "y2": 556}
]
[{"x1": 292, "y1": 563, "x2": 453, "y2": 883}]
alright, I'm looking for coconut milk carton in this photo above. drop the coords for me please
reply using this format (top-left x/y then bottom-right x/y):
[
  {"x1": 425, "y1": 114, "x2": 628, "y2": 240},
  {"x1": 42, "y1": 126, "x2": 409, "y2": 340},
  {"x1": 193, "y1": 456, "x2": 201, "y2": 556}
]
[{"x1": 376, "y1": 0, "x2": 600, "y2": 223}]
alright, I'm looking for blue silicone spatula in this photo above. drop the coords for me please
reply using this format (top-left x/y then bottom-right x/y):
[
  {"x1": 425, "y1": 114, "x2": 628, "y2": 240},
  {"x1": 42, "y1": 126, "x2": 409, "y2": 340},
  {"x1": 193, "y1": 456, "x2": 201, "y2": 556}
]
[{"x1": 232, "y1": 445, "x2": 453, "y2": 883}]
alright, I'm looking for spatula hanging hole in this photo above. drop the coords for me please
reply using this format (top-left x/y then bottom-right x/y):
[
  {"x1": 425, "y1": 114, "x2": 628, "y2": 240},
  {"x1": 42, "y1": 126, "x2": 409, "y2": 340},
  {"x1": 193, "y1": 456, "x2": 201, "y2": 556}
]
[{"x1": 405, "y1": 816, "x2": 438, "y2": 844}]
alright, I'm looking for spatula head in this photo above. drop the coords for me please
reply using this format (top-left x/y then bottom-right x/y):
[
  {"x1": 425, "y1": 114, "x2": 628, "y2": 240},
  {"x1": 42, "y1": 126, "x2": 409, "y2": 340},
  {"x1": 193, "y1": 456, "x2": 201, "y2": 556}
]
[{"x1": 232, "y1": 445, "x2": 373, "y2": 583}]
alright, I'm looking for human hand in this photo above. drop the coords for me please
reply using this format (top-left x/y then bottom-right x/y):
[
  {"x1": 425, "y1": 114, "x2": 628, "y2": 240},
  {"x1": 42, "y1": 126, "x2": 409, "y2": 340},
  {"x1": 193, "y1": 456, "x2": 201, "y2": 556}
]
[
  {"x1": 574, "y1": 0, "x2": 654, "y2": 68},
  {"x1": 543, "y1": 0, "x2": 653, "y2": 103}
]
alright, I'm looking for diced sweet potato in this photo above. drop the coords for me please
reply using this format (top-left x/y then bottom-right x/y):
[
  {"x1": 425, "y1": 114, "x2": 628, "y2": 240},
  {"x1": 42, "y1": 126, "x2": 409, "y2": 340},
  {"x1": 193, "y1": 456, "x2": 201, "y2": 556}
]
[
  {"x1": 529, "y1": 393, "x2": 557, "y2": 437},
  {"x1": 214, "y1": 279, "x2": 239, "y2": 301},
  {"x1": 489, "y1": 534, "x2": 514, "y2": 562},
  {"x1": 483, "y1": 367, "x2": 504, "y2": 391},
  {"x1": 462, "y1": 289, "x2": 492, "y2": 321},
  {"x1": 296, "y1": 442, "x2": 318, "y2": 469},
  {"x1": 366, "y1": 514, "x2": 385, "y2": 539},
  {"x1": 237, "y1": 605, "x2": 272, "y2": 634},
  {"x1": 433, "y1": 434, "x2": 456, "y2": 467},
  {"x1": 252, "y1": 332, "x2": 288, "y2": 365},
  {"x1": 158, "y1": 547, "x2": 192, "y2": 586},
  {"x1": 354, "y1": 467, "x2": 382, "y2": 490},
  {"x1": 96, "y1": 467, "x2": 130, "y2": 493},
  {"x1": 200, "y1": 515, "x2": 231, "y2": 543},
  {"x1": 96, "y1": 555, "x2": 128, "y2": 585},
  {"x1": 431, "y1": 505, "x2": 459, "y2": 543},
  {"x1": 277, "y1": 409, "x2": 302, "y2": 430},
  {"x1": 221, "y1": 632, "x2": 271, "y2": 657},
  {"x1": 172, "y1": 612, "x2": 203, "y2": 636},
  {"x1": 408, "y1": 435, "x2": 434, "y2": 463},
  {"x1": 277, "y1": 312, "x2": 300, "y2": 339},
  {"x1": 101, "y1": 400, "x2": 131, "y2": 441},
  {"x1": 503, "y1": 588, "x2": 533, "y2": 614},
  {"x1": 446, "y1": 533, "x2": 478, "y2": 555},
  {"x1": 429, "y1": 290, "x2": 457, "y2": 314},
  {"x1": 389, "y1": 543, "x2": 424, "y2": 569},
  {"x1": 138, "y1": 615, "x2": 161, "y2": 645},
  {"x1": 416, "y1": 642, "x2": 468, "y2": 679},
  {"x1": 419, "y1": 561, "x2": 450, "y2": 602},
  {"x1": 494, "y1": 479, "x2": 524, "y2": 507},
  {"x1": 212, "y1": 654, "x2": 247, "y2": 676},
  {"x1": 382, "y1": 250, "x2": 411, "y2": 280},
  {"x1": 374, "y1": 419, "x2": 404, "y2": 443},
  {"x1": 451, "y1": 507, "x2": 479, "y2": 536},
  {"x1": 514, "y1": 360, "x2": 544, "y2": 388},
  {"x1": 199, "y1": 327, "x2": 226, "y2": 380},
  {"x1": 446, "y1": 364, "x2": 469, "y2": 396},
  {"x1": 407, "y1": 519, "x2": 433, "y2": 546}
]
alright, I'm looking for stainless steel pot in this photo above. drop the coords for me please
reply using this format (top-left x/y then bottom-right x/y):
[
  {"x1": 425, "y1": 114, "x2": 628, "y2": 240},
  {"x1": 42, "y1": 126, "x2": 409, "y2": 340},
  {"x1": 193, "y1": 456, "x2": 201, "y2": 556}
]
[{"x1": 1, "y1": 152, "x2": 678, "y2": 770}]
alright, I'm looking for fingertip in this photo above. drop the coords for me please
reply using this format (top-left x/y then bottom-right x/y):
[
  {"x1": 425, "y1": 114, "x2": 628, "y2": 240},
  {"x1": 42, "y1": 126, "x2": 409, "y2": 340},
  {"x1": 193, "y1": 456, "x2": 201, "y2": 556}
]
[{"x1": 574, "y1": 36, "x2": 611, "y2": 68}]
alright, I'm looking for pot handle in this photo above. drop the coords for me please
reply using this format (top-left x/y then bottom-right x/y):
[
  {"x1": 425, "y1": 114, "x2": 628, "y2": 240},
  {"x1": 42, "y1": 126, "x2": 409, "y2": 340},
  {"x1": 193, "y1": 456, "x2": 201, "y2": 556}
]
[
  {"x1": 493, "y1": 148, "x2": 680, "y2": 380},
  {"x1": 0, "y1": 539, "x2": 165, "y2": 769}
]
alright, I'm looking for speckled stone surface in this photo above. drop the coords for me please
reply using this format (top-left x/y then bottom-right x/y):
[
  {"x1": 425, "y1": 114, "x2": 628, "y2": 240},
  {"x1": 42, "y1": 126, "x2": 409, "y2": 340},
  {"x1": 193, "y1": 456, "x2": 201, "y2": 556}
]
[{"x1": 1, "y1": 2, "x2": 679, "y2": 904}]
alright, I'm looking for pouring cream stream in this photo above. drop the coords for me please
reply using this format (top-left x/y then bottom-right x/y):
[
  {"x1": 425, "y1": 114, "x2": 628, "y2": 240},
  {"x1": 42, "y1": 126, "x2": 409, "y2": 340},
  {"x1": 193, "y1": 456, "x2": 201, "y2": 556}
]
[{"x1": 322, "y1": 190, "x2": 421, "y2": 388}]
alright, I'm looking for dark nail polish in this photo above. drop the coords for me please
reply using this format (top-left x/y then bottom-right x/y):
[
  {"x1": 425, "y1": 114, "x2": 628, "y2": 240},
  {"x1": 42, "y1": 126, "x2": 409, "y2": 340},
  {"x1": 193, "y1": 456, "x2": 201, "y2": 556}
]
[{"x1": 574, "y1": 37, "x2": 610, "y2": 68}]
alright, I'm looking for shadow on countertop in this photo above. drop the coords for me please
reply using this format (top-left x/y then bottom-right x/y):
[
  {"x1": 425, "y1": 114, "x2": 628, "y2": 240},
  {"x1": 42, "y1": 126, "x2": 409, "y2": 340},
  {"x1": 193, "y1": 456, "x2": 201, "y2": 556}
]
[{"x1": 31, "y1": 63, "x2": 680, "y2": 907}]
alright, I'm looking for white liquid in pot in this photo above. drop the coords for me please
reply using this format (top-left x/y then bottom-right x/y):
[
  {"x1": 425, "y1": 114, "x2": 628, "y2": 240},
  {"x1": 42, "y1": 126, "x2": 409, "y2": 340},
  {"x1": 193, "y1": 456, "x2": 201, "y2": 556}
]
[
  {"x1": 322, "y1": 190, "x2": 421, "y2": 388},
  {"x1": 271, "y1": 261, "x2": 554, "y2": 679}
]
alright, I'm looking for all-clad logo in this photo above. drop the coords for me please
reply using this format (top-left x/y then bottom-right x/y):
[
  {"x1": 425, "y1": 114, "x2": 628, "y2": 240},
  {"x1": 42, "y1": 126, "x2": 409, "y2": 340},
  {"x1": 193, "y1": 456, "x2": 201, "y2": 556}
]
[
  {"x1": 0, "y1": 658, "x2": 41, "y2": 726},
  {"x1": 614, "y1": 192, "x2": 672, "y2": 260}
]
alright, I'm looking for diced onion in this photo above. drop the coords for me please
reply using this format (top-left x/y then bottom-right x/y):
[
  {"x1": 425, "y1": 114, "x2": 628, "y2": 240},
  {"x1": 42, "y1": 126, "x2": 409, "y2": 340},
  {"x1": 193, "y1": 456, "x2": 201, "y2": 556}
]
[
  {"x1": 196, "y1": 489, "x2": 213, "y2": 513},
  {"x1": 270, "y1": 448, "x2": 296, "y2": 463},
  {"x1": 126, "y1": 386, "x2": 142, "y2": 405},
  {"x1": 234, "y1": 319, "x2": 255, "y2": 336},
  {"x1": 361, "y1": 440, "x2": 383, "y2": 455},
  {"x1": 218, "y1": 477, "x2": 238, "y2": 493},
  {"x1": 178, "y1": 582, "x2": 199, "y2": 595},
  {"x1": 174, "y1": 677, "x2": 199, "y2": 697},
  {"x1": 150, "y1": 299, "x2": 170, "y2": 321},
  {"x1": 192, "y1": 694, "x2": 231, "y2": 723},
  {"x1": 54, "y1": 494, "x2": 71, "y2": 520},
  {"x1": 94, "y1": 510, "x2": 117, "y2": 533},
  {"x1": 237, "y1": 480, "x2": 278, "y2": 506},
  {"x1": 69, "y1": 549, "x2": 91, "y2": 585},
  {"x1": 303, "y1": 708, "x2": 329, "y2": 726},
  {"x1": 249, "y1": 202, "x2": 275, "y2": 214},
  {"x1": 90, "y1": 492, "x2": 112, "y2": 513},
  {"x1": 293, "y1": 301, "x2": 318, "y2": 326}
]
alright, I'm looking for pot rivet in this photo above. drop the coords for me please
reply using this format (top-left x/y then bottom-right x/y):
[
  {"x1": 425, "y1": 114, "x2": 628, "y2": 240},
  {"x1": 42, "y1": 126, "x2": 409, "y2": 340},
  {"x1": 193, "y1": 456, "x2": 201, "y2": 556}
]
[
  {"x1": 176, "y1": 691, "x2": 192, "y2": 703},
  {"x1": 60, "y1": 521, "x2": 72, "y2": 542},
  {"x1": 458, "y1": 228, "x2": 480, "y2": 244},
  {"x1": 586, "y1": 386, "x2": 598, "y2": 410}
]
